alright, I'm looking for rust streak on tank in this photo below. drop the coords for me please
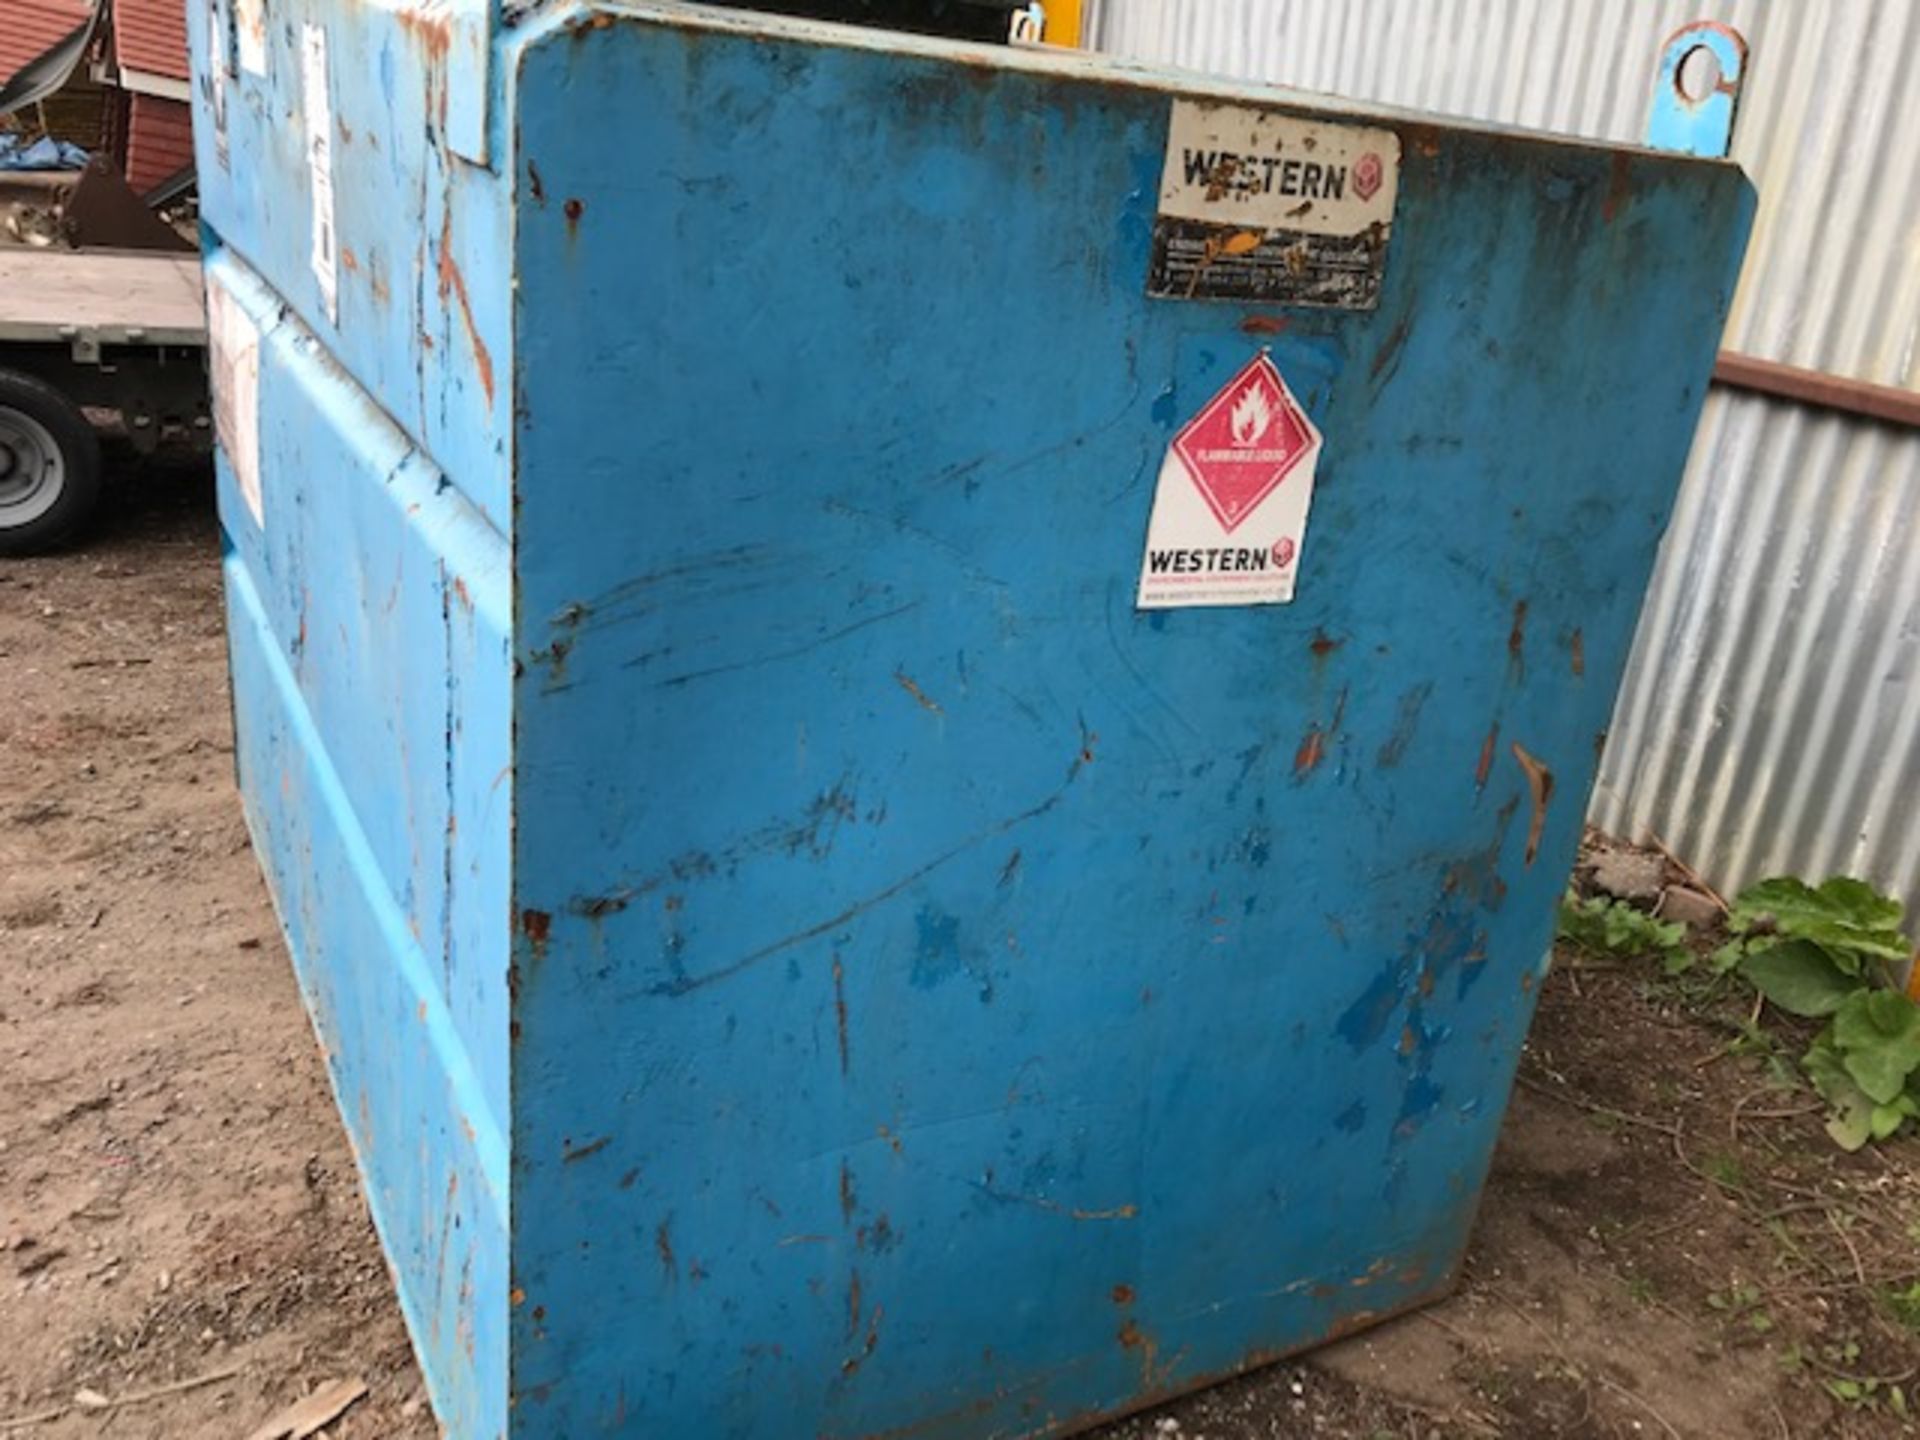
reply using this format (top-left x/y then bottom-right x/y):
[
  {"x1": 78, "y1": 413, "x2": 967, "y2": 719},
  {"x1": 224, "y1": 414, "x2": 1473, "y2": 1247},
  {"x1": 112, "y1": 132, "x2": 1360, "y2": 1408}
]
[
  {"x1": 1295, "y1": 687, "x2": 1347, "y2": 777},
  {"x1": 832, "y1": 956, "x2": 850, "y2": 1076},
  {"x1": 563, "y1": 197, "x2": 585, "y2": 237},
  {"x1": 1569, "y1": 627, "x2": 1585, "y2": 677},
  {"x1": 840, "y1": 1160, "x2": 857, "y2": 1222},
  {"x1": 395, "y1": 3, "x2": 452, "y2": 56},
  {"x1": 520, "y1": 908, "x2": 551, "y2": 949},
  {"x1": 1508, "y1": 599, "x2": 1528, "y2": 667},
  {"x1": 1240, "y1": 314, "x2": 1289, "y2": 335},
  {"x1": 437, "y1": 209, "x2": 496, "y2": 407},
  {"x1": 655, "y1": 1219, "x2": 676, "y2": 1278},
  {"x1": 1117, "y1": 1317, "x2": 1164, "y2": 1387},
  {"x1": 1319, "y1": 1307, "x2": 1381, "y2": 1343},
  {"x1": 840, "y1": 1305, "x2": 882, "y2": 1375},
  {"x1": 1294, "y1": 727, "x2": 1325, "y2": 775},
  {"x1": 1069, "y1": 1203, "x2": 1138, "y2": 1221},
  {"x1": 893, "y1": 671, "x2": 942, "y2": 715},
  {"x1": 1475, "y1": 722, "x2": 1500, "y2": 790},
  {"x1": 1603, "y1": 151, "x2": 1633, "y2": 224},
  {"x1": 1510, "y1": 742, "x2": 1554, "y2": 866}
]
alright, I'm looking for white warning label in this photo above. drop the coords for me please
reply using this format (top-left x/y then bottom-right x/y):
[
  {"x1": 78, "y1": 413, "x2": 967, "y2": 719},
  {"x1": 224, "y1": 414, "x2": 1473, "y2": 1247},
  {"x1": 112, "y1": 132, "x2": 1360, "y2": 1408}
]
[
  {"x1": 301, "y1": 23, "x2": 338, "y2": 325},
  {"x1": 1136, "y1": 352, "x2": 1323, "y2": 609},
  {"x1": 207, "y1": 276, "x2": 263, "y2": 529}
]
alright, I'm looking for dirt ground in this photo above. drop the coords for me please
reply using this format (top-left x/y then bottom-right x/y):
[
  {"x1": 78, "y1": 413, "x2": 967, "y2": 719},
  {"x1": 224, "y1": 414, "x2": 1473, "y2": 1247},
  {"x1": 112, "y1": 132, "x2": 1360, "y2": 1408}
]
[{"x1": 2, "y1": 455, "x2": 1915, "y2": 1439}]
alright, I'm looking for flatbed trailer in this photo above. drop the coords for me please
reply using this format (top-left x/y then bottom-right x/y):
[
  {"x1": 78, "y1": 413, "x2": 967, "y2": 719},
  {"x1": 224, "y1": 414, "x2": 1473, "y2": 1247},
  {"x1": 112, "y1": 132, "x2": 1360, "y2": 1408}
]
[{"x1": 0, "y1": 246, "x2": 207, "y2": 553}]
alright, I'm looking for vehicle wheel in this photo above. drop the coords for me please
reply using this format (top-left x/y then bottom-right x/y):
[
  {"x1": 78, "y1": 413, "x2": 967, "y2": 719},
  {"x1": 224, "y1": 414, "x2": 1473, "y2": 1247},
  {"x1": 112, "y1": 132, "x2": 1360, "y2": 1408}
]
[{"x1": 0, "y1": 367, "x2": 103, "y2": 556}]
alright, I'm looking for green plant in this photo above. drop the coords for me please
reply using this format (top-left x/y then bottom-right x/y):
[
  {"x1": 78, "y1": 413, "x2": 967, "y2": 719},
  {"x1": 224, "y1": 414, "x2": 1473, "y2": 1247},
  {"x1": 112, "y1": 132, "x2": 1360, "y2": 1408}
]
[
  {"x1": 1701, "y1": 1151, "x2": 1749, "y2": 1192},
  {"x1": 1884, "y1": 1280, "x2": 1920, "y2": 1333},
  {"x1": 1705, "y1": 1278, "x2": 1775, "y2": 1334},
  {"x1": 1826, "y1": 1376, "x2": 1908, "y2": 1417},
  {"x1": 1557, "y1": 893, "x2": 1689, "y2": 971},
  {"x1": 1721, "y1": 877, "x2": 1920, "y2": 1150},
  {"x1": 1706, "y1": 1278, "x2": 1761, "y2": 1313}
]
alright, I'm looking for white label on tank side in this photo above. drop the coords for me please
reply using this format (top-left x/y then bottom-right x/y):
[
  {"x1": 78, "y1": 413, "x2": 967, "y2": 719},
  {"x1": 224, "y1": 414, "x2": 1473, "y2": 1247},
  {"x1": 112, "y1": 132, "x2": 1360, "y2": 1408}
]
[
  {"x1": 205, "y1": 5, "x2": 230, "y2": 170},
  {"x1": 300, "y1": 22, "x2": 337, "y2": 325},
  {"x1": 236, "y1": 0, "x2": 266, "y2": 75},
  {"x1": 207, "y1": 277, "x2": 263, "y2": 529},
  {"x1": 1150, "y1": 101, "x2": 1400, "y2": 309},
  {"x1": 1159, "y1": 101, "x2": 1400, "y2": 235},
  {"x1": 1136, "y1": 352, "x2": 1322, "y2": 609}
]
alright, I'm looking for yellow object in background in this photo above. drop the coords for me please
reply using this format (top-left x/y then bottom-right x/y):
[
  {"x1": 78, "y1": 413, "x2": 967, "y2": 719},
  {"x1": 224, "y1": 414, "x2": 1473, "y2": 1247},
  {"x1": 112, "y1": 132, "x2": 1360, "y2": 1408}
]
[{"x1": 1043, "y1": 0, "x2": 1082, "y2": 46}]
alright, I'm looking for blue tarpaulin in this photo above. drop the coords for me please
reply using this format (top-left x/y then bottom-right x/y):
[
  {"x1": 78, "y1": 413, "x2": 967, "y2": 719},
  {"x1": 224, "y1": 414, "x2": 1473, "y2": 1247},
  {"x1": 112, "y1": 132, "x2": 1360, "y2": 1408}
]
[{"x1": 0, "y1": 133, "x2": 88, "y2": 171}]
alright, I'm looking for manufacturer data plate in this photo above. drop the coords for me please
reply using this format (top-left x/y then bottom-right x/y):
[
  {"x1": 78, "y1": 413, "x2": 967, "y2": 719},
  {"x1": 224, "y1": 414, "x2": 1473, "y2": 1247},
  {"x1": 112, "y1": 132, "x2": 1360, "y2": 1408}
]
[{"x1": 1149, "y1": 100, "x2": 1401, "y2": 310}]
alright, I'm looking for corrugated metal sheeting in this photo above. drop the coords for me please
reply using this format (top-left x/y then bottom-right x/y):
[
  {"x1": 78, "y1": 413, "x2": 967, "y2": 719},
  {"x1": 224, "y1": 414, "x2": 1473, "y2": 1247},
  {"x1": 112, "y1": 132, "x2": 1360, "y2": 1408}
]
[{"x1": 1090, "y1": 0, "x2": 1920, "y2": 916}]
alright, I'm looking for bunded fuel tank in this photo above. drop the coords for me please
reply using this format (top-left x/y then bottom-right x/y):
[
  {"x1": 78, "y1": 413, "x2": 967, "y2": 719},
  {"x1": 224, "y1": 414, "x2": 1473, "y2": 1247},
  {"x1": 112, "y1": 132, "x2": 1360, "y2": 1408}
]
[{"x1": 191, "y1": 2, "x2": 1752, "y2": 1434}]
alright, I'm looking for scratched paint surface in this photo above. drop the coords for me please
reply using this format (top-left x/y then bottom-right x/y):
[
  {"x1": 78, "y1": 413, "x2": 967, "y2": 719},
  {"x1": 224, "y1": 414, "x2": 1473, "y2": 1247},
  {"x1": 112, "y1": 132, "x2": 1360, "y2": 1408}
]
[
  {"x1": 504, "y1": 9, "x2": 1751, "y2": 1438},
  {"x1": 206, "y1": 248, "x2": 512, "y2": 1440},
  {"x1": 197, "y1": 0, "x2": 1751, "y2": 1434},
  {"x1": 189, "y1": 0, "x2": 512, "y2": 532}
]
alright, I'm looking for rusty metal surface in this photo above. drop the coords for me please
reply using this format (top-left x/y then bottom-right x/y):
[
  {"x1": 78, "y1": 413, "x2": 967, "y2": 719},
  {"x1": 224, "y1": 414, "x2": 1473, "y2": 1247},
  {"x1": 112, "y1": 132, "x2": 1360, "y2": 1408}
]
[
  {"x1": 502, "y1": 6, "x2": 1747, "y2": 1434},
  {"x1": 207, "y1": 247, "x2": 512, "y2": 1440},
  {"x1": 191, "y1": 0, "x2": 512, "y2": 532},
  {"x1": 1091, "y1": 0, "x2": 1920, "y2": 932},
  {"x1": 1714, "y1": 352, "x2": 1920, "y2": 432},
  {"x1": 62, "y1": 153, "x2": 195, "y2": 251},
  {"x1": 196, "y1": 0, "x2": 1751, "y2": 1434},
  {"x1": 190, "y1": 0, "x2": 519, "y2": 1432}
]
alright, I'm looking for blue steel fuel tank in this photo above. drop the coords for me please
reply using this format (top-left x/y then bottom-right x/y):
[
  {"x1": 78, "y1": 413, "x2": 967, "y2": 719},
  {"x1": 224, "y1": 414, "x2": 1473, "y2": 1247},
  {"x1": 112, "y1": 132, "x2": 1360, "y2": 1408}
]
[{"x1": 189, "y1": 3, "x2": 1753, "y2": 1435}]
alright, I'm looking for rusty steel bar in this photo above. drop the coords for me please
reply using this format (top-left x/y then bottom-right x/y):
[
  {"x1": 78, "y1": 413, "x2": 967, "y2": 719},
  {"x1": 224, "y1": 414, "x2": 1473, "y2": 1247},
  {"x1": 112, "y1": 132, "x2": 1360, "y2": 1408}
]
[{"x1": 1712, "y1": 351, "x2": 1920, "y2": 432}]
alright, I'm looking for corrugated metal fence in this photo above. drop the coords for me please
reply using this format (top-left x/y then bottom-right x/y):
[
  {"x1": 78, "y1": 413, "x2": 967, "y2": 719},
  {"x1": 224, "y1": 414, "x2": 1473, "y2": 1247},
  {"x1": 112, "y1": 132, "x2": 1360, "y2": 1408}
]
[{"x1": 1090, "y1": 0, "x2": 1920, "y2": 917}]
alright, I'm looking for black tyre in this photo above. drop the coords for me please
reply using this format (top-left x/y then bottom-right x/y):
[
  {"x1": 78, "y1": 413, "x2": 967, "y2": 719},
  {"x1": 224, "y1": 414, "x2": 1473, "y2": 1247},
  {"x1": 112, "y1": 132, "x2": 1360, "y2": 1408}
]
[{"x1": 0, "y1": 367, "x2": 103, "y2": 556}]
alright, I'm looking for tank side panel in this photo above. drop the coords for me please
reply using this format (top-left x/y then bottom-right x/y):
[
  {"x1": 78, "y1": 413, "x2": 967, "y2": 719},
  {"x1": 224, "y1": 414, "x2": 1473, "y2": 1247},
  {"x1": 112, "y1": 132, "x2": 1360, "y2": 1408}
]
[
  {"x1": 505, "y1": 13, "x2": 1751, "y2": 1438},
  {"x1": 189, "y1": 0, "x2": 511, "y2": 529},
  {"x1": 210, "y1": 247, "x2": 511, "y2": 1440}
]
